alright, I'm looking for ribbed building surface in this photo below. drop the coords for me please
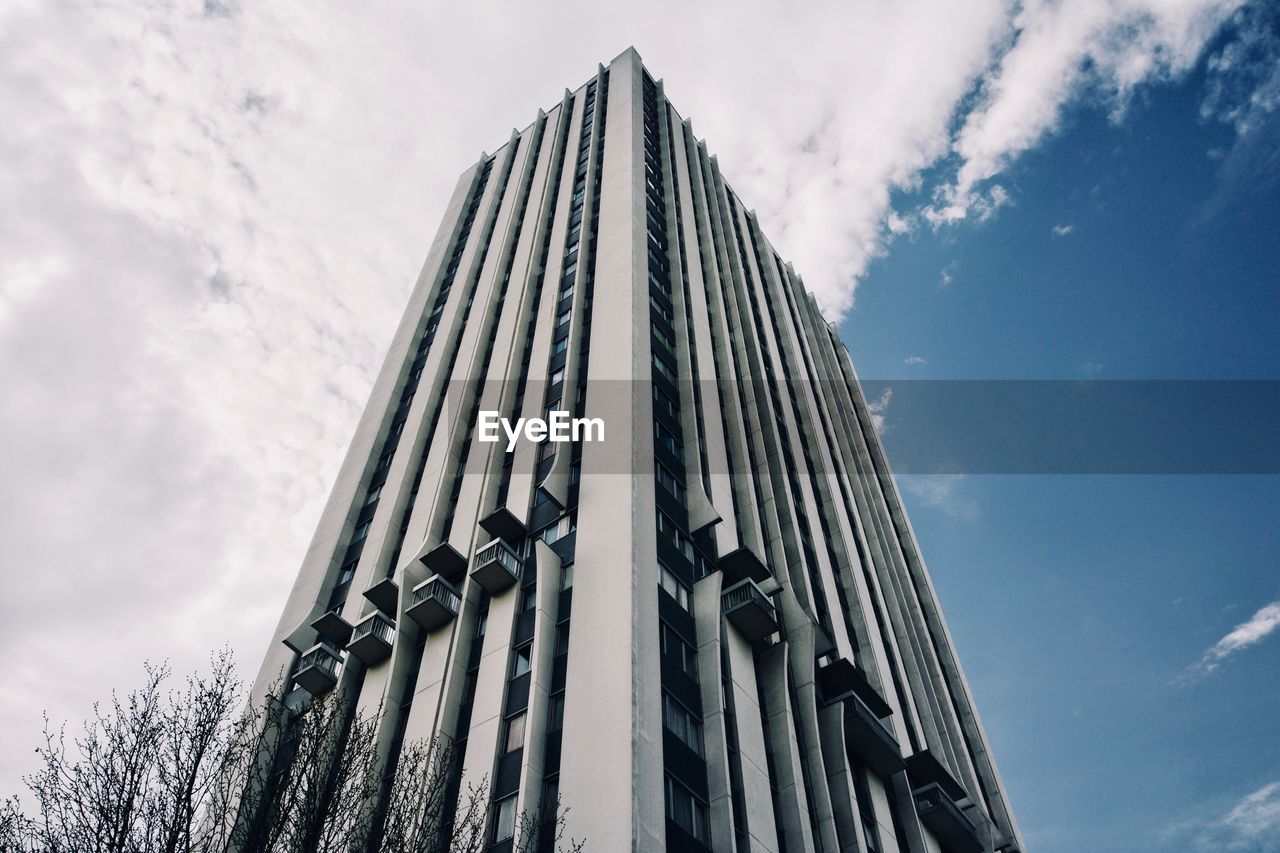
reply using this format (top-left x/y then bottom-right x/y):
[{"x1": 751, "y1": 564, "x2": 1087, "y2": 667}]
[{"x1": 254, "y1": 47, "x2": 1025, "y2": 853}]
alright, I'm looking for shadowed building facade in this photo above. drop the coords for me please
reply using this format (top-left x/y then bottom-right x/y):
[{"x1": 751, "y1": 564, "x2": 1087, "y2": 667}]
[{"x1": 253, "y1": 47, "x2": 1025, "y2": 853}]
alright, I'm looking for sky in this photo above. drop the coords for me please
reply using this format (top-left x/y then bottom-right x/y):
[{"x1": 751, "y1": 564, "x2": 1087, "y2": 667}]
[{"x1": 0, "y1": 1, "x2": 1277, "y2": 850}]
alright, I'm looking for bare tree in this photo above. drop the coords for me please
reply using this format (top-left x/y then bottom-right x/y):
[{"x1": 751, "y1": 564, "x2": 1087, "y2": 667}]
[
  {"x1": 514, "y1": 795, "x2": 584, "y2": 853},
  {"x1": 20, "y1": 663, "x2": 168, "y2": 852},
  {"x1": 2, "y1": 653, "x2": 585, "y2": 853}
]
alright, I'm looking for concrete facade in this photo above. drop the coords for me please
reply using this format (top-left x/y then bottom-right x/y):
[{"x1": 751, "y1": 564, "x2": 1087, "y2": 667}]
[{"x1": 252, "y1": 48, "x2": 1025, "y2": 853}]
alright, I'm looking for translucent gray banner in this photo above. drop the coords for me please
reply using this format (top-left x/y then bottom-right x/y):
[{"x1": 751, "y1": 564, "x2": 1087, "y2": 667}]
[{"x1": 442, "y1": 380, "x2": 1280, "y2": 474}]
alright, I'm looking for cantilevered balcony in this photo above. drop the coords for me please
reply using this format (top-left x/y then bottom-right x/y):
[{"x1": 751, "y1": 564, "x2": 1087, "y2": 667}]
[
  {"x1": 479, "y1": 506, "x2": 527, "y2": 543},
  {"x1": 817, "y1": 656, "x2": 892, "y2": 718},
  {"x1": 721, "y1": 579, "x2": 778, "y2": 641},
  {"x1": 407, "y1": 575, "x2": 462, "y2": 631},
  {"x1": 420, "y1": 541, "x2": 467, "y2": 582},
  {"x1": 471, "y1": 539, "x2": 521, "y2": 594},
  {"x1": 346, "y1": 611, "x2": 395, "y2": 665},
  {"x1": 717, "y1": 546, "x2": 771, "y2": 585},
  {"x1": 906, "y1": 750, "x2": 969, "y2": 803},
  {"x1": 913, "y1": 783, "x2": 982, "y2": 853},
  {"x1": 310, "y1": 610, "x2": 353, "y2": 646},
  {"x1": 362, "y1": 577, "x2": 399, "y2": 615},
  {"x1": 843, "y1": 693, "x2": 904, "y2": 777},
  {"x1": 293, "y1": 643, "x2": 341, "y2": 695}
]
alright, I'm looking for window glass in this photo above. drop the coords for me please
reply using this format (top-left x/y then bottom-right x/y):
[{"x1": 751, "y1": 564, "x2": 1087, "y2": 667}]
[
  {"x1": 662, "y1": 692, "x2": 704, "y2": 757},
  {"x1": 493, "y1": 796, "x2": 517, "y2": 841},
  {"x1": 664, "y1": 777, "x2": 709, "y2": 843},
  {"x1": 656, "y1": 464, "x2": 684, "y2": 502},
  {"x1": 548, "y1": 692, "x2": 565, "y2": 731},
  {"x1": 519, "y1": 586, "x2": 537, "y2": 613},
  {"x1": 504, "y1": 711, "x2": 526, "y2": 753},
  {"x1": 655, "y1": 422, "x2": 683, "y2": 460},
  {"x1": 660, "y1": 621, "x2": 698, "y2": 678},
  {"x1": 659, "y1": 563, "x2": 691, "y2": 611},
  {"x1": 652, "y1": 352, "x2": 676, "y2": 382},
  {"x1": 512, "y1": 644, "x2": 532, "y2": 678}
]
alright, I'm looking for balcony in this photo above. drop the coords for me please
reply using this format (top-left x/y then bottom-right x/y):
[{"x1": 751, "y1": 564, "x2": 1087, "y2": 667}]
[
  {"x1": 817, "y1": 656, "x2": 892, "y2": 718},
  {"x1": 721, "y1": 579, "x2": 778, "y2": 641},
  {"x1": 420, "y1": 541, "x2": 467, "y2": 582},
  {"x1": 293, "y1": 643, "x2": 341, "y2": 695},
  {"x1": 346, "y1": 611, "x2": 395, "y2": 665},
  {"x1": 479, "y1": 506, "x2": 527, "y2": 543},
  {"x1": 471, "y1": 539, "x2": 521, "y2": 594},
  {"x1": 407, "y1": 575, "x2": 462, "y2": 631},
  {"x1": 906, "y1": 750, "x2": 969, "y2": 803},
  {"x1": 913, "y1": 783, "x2": 982, "y2": 853},
  {"x1": 843, "y1": 694, "x2": 904, "y2": 777},
  {"x1": 362, "y1": 577, "x2": 399, "y2": 615},
  {"x1": 310, "y1": 610, "x2": 353, "y2": 646},
  {"x1": 717, "y1": 546, "x2": 771, "y2": 585}
]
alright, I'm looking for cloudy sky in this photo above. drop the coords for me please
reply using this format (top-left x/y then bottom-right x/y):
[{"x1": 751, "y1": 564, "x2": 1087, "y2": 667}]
[{"x1": 2, "y1": 1, "x2": 1278, "y2": 850}]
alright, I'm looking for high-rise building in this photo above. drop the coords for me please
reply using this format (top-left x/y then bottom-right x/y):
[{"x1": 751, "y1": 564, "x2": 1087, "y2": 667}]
[{"x1": 253, "y1": 47, "x2": 1024, "y2": 853}]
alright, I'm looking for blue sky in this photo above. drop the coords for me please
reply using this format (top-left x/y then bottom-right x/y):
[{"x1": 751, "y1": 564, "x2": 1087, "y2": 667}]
[
  {"x1": 847, "y1": 32, "x2": 1280, "y2": 851},
  {"x1": 2, "y1": 1, "x2": 1278, "y2": 849}
]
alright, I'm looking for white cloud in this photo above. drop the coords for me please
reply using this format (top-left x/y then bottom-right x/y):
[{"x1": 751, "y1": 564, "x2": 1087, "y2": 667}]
[
  {"x1": 897, "y1": 474, "x2": 981, "y2": 522},
  {"x1": 939, "y1": 265, "x2": 956, "y2": 288},
  {"x1": 1169, "y1": 781, "x2": 1280, "y2": 851},
  {"x1": 1186, "y1": 600, "x2": 1280, "y2": 677},
  {"x1": 928, "y1": 0, "x2": 1245, "y2": 226},
  {"x1": 1198, "y1": 4, "x2": 1280, "y2": 215},
  {"x1": 866, "y1": 387, "x2": 894, "y2": 436},
  {"x1": 904, "y1": 355, "x2": 927, "y2": 365},
  {"x1": 1052, "y1": 223, "x2": 1075, "y2": 236},
  {"x1": 0, "y1": 0, "x2": 1264, "y2": 793},
  {"x1": 1225, "y1": 783, "x2": 1280, "y2": 843}
]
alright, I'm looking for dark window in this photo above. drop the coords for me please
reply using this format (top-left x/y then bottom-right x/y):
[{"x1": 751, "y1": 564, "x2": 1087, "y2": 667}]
[
  {"x1": 519, "y1": 586, "x2": 537, "y2": 613},
  {"x1": 662, "y1": 692, "x2": 704, "y2": 757},
  {"x1": 659, "y1": 562, "x2": 691, "y2": 611},
  {"x1": 660, "y1": 621, "x2": 698, "y2": 678},
  {"x1": 503, "y1": 711, "x2": 526, "y2": 753},
  {"x1": 492, "y1": 795, "x2": 517, "y2": 842},
  {"x1": 664, "y1": 776, "x2": 709, "y2": 843},
  {"x1": 512, "y1": 643, "x2": 533, "y2": 678},
  {"x1": 548, "y1": 692, "x2": 565, "y2": 731}
]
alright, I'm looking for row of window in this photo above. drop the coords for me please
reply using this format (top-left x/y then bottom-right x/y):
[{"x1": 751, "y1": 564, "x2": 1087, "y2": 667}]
[
  {"x1": 493, "y1": 77, "x2": 605, "y2": 851},
  {"x1": 643, "y1": 73, "x2": 715, "y2": 851}
]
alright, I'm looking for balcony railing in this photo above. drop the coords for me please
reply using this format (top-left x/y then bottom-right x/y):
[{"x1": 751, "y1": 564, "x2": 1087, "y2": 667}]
[
  {"x1": 407, "y1": 575, "x2": 462, "y2": 631},
  {"x1": 346, "y1": 611, "x2": 395, "y2": 665},
  {"x1": 471, "y1": 539, "x2": 521, "y2": 594},
  {"x1": 293, "y1": 643, "x2": 341, "y2": 695},
  {"x1": 721, "y1": 579, "x2": 778, "y2": 641}
]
